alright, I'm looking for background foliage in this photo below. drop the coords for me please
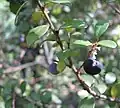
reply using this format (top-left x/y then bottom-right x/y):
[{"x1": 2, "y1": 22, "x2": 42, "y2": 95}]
[{"x1": 0, "y1": 0, "x2": 120, "y2": 108}]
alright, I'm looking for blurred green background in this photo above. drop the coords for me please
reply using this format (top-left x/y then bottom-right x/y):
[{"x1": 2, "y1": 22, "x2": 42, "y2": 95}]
[{"x1": 0, "y1": 0, "x2": 120, "y2": 108}]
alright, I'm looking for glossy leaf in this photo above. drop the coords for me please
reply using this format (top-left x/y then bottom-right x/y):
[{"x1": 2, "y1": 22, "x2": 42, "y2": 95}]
[
  {"x1": 9, "y1": 3, "x2": 21, "y2": 14},
  {"x1": 96, "y1": 83, "x2": 107, "y2": 94},
  {"x1": 26, "y1": 25, "x2": 49, "y2": 46},
  {"x1": 81, "y1": 75, "x2": 95, "y2": 87},
  {"x1": 56, "y1": 49, "x2": 80, "y2": 60},
  {"x1": 57, "y1": 60, "x2": 66, "y2": 72},
  {"x1": 50, "y1": 0, "x2": 71, "y2": 4},
  {"x1": 32, "y1": 11, "x2": 44, "y2": 23},
  {"x1": 79, "y1": 97, "x2": 95, "y2": 108},
  {"x1": 20, "y1": 81, "x2": 26, "y2": 94},
  {"x1": 30, "y1": 91, "x2": 40, "y2": 101},
  {"x1": 111, "y1": 82, "x2": 120, "y2": 98},
  {"x1": 95, "y1": 22, "x2": 109, "y2": 38},
  {"x1": 40, "y1": 91, "x2": 52, "y2": 104},
  {"x1": 98, "y1": 40, "x2": 117, "y2": 48},
  {"x1": 62, "y1": 19, "x2": 86, "y2": 29},
  {"x1": 73, "y1": 40, "x2": 92, "y2": 46}
]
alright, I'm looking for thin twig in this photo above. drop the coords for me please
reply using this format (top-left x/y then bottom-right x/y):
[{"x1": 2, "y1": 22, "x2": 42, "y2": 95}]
[
  {"x1": 36, "y1": 0, "x2": 64, "y2": 50},
  {"x1": 108, "y1": 3, "x2": 120, "y2": 15},
  {"x1": 4, "y1": 61, "x2": 47, "y2": 74},
  {"x1": 12, "y1": 92, "x2": 16, "y2": 108},
  {"x1": 36, "y1": 0, "x2": 120, "y2": 103}
]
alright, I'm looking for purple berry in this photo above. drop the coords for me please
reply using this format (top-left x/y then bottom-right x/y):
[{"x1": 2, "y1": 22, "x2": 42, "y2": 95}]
[
  {"x1": 83, "y1": 58, "x2": 103, "y2": 75},
  {"x1": 49, "y1": 62, "x2": 59, "y2": 75},
  {"x1": 19, "y1": 35, "x2": 25, "y2": 43}
]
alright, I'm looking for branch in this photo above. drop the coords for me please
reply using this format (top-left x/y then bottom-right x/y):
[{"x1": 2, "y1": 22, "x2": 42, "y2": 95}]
[
  {"x1": 12, "y1": 92, "x2": 16, "y2": 108},
  {"x1": 4, "y1": 61, "x2": 47, "y2": 74},
  {"x1": 36, "y1": 0, "x2": 120, "y2": 103},
  {"x1": 36, "y1": 0, "x2": 64, "y2": 50},
  {"x1": 108, "y1": 3, "x2": 120, "y2": 15}
]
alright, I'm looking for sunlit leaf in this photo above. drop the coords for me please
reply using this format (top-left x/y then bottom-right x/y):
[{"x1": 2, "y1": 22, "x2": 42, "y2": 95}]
[
  {"x1": 96, "y1": 83, "x2": 107, "y2": 94},
  {"x1": 26, "y1": 25, "x2": 49, "y2": 46},
  {"x1": 111, "y1": 82, "x2": 120, "y2": 98},
  {"x1": 95, "y1": 22, "x2": 109, "y2": 38},
  {"x1": 98, "y1": 40, "x2": 117, "y2": 48},
  {"x1": 73, "y1": 40, "x2": 92, "y2": 46},
  {"x1": 62, "y1": 19, "x2": 86, "y2": 29},
  {"x1": 57, "y1": 60, "x2": 66, "y2": 72},
  {"x1": 79, "y1": 97, "x2": 95, "y2": 108},
  {"x1": 32, "y1": 11, "x2": 44, "y2": 23},
  {"x1": 56, "y1": 49, "x2": 80, "y2": 60}
]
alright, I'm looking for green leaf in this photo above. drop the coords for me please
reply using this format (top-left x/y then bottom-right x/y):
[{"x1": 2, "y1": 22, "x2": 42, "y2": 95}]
[
  {"x1": 96, "y1": 83, "x2": 107, "y2": 94},
  {"x1": 32, "y1": 11, "x2": 44, "y2": 23},
  {"x1": 40, "y1": 91, "x2": 52, "y2": 104},
  {"x1": 56, "y1": 49, "x2": 80, "y2": 60},
  {"x1": 9, "y1": 3, "x2": 21, "y2": 14},
  {"x1": 62, "y1": 19, "x2": 86, "y2": 29},
  {"x1": 50, "y1": 0, "x2": 71, "y2": 4},
  {"x1": 0, "y1": 69, "x2": 3, "y2": 76},
  {"x1": 95, "y1": 22, "x2": 109, "y2": 38},
  {"x1": 79, "y1": 97, "x2": 95, "y2": 108},
  {"x1": 15, "y1": 1, "x2": 28, "y2": 24},
  {"x1": 25, "y1": 103, "x2": 35, "y2": 108},
  {"x1": 73, "y1": 40, "x2": 92, "y2": 46},
  {"x1": 98, "y1": 40, "x2": 117, "y2": 48},
  {"x1": 20, "y1": 81, "x2": 27, "y2": 94},
  {"x1": 47, "y1": 34, "x2": 56, "y2": 41},
  {"x1": 81, "y1": 75, "x2": 95, "y2": 87},
  {"x1": 57, "y1": 60, "x2": 66, "y2": 72},
  {"x1": 26, "y1": 25, "x2": 49, "y2": 46},
  {"x1": 30, "y1": 91, "x2": 40, "y2": 101},
  {"x1": 111, "y1": 82, "x2": 120, "y2": 98},
  {"x1": 5, "y1": 98, "x2": 12, "y2": 108}
]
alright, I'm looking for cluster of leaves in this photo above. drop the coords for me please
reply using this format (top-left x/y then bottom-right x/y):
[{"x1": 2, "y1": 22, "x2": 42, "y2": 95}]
[{"x1": 0, "y1": 0, "x2": 120, "y2": 108}]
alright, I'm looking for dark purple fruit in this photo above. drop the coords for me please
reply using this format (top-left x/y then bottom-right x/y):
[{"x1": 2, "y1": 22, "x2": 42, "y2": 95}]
[
  {"x1": 19, "y1": 35, "x2": 25, "y2": 43},
  {"x1": 49, "y1": 62, "x2": 59, "y2": 75},
  {"x1": 83, "y1": 58, "x2": 103, "y2": 75}
]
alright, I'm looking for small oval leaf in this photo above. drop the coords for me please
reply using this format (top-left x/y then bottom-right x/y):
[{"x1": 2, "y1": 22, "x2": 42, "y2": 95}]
[
  {"x1": 57, "y1": 60, "x2": 66, "y2": 72},
  {"x1": 73, "y1": 40, "x2": 92, "y2": 46},
  {"x1": 40, "y1": 91, "x2": 52, "y2": 104},
  {"x1": 56, "y1": 49, "x2": 80, "y2": 60},
  {"x1": 98, "y1": 40, "x2": 117, "y2": 48},
  {"x1": 111, "y1": 82, "x2": 120, "y2": 98},
  {"x1": 79, "y1": 97, "x2": 95, "y2": 108},
  {"x1": 32, "y1": 11, "x2": 44, "y2": 23},
  {"x1": 26, "y1": 25, "x2": 49, "y2": 46},
  {"x1": 95, "y1": 22, "x2": 109, "y2": 38},
  {"x1": 20, "y1": 81, "x2": 27, "y2": 94},
  {"x1": 62, "y1": 19, "x2": 86, "y2": 29}
]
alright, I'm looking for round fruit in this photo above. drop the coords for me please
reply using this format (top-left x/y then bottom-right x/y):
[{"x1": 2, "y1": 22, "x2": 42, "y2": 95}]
[
  {"x1": 49, "y1": 62, "x2": 59, "y2": 75},
  {"x1": 83, "y1": 58, "x2": 103, "y2": 75}
]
